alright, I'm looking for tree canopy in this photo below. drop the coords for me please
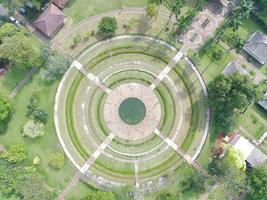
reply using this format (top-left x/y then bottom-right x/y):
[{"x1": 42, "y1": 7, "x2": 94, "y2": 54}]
[
  {"x1": 0, "y1": 23, "x2": 43, "y2": 68},
  {"x1": 247, "y1": 167, "x2": 267, "y2": 200},
  {"x1": 48, "y1": 152, "x2": 65, "y2": 170},
  {"x1": 98, "y1": 17, "x2": 118, "y2": 37},
  {"x1": 208, "y1": 73, "x2": 262, "y2": 132},
  {"x1": 1, "y1": 144, "x2": 27, "y2": 164},
  {"x1": 0, "y1": 96, "x2": 13, "y2": 132}
]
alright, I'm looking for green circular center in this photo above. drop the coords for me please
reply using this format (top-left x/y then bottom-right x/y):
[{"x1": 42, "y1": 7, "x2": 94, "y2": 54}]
[{"x1": 119, "y1": 98, "x2": 146, "y2": 125}]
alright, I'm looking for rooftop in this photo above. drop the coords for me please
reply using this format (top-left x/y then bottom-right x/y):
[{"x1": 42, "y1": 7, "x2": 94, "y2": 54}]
[
  {"x1": 258, "y1": 91, "x2": 267, "y2": 111},
  {"x1": 243, "y1": 30, "x2": 267, "y2": 65},
  {"x1": 223, "y1": 61, "x2": 249, "y2": 76},
  {"x1": 230, "y1": 134, "x2": 267, "y2": 167},
  {"x1": 33, "y1": 3, "x2": 65, "y2": 37},
  {"x1": 52, "y1": 0, "x2": 69, "y2": 8}
]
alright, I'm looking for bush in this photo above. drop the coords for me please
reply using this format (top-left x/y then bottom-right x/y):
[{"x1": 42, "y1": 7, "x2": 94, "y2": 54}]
[
  {"x1": 40, "y1": 52, "x2": 69, "y2": 82},
  {"x1": 249, "y1": 70, "x2": 256, "y2": 76},
  {"x1": 22, "y1": 120, "x2": 44, "y2": 138},
  {"x1": 1, "y1": 144, "x2": 27, "y2": 164},
  {"x1": 98, "y1": 17, "x2": 118, "y2": 37},
  {"x1": 48, "y1": 153, "x2": 65, "y2": 170},
  {"x1": 211, "y1": 46, "x2": 224, "y2": 61},
  {"x1": 146, "y1": 3, "x2": 157, "y2": 18},
  {"x1": 31, "y1": 109, "x2": 48, "y2": 124},
  {"x1": 0, "y1": 96, "x2": 13, "y2": 132}
]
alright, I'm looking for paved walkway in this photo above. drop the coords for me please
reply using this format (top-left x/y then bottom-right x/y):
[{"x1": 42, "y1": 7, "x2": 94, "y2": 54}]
[
  {"x1": 57, "y1": 133, "x2": 115, "y2": 200},
  {"x1": 154, "y1": 129, "x2": 206, "y2": 173},
  {"x1": 150, "y1": 51, "x2": 183, "y2": 90},
  {"x1": 72, "y1": 60, "x2": 112, "y2": 94},
  {"x1": 9, "y1": 68, "x2": 37, "y2": 98}
]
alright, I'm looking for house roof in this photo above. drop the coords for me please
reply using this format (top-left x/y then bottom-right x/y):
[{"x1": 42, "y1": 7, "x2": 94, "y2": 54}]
[
  {"x1": 0, "y1": 5, "x2": 8, "y2": 16},
  {"x1": 223, "y1": 61, "x2": 249, "y2": 76},
  {"x1": 230, "y1": 135, "x2": 267, "y2": 166},
  {"x1": 258, "y1": 91, "x2": 267, "y2": 111},
  {"x1": 243, "y1": 30, "x2": 267, "y2": 65},
  {"x1": 33, "y1": 3, "x2": 65, "y2": 37},
  {"x1": 52, "y1": 0, "x2": 68, "y2": 8}
]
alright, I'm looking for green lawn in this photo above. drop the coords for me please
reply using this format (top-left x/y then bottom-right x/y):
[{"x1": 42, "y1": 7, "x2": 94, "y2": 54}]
[
  {"x1": 0, "y1": 72, "x2": 80, "y2": 194},
  {"x1": 189, "y1": 45, "x2": 233, "y2": 83},
  {"x1": 237, "y1": 18, "x2": 267, "y2": 40},
  {"x1": 64, "y1": 0, "x2": 148, "y2": 23},
  {"x1": 238, "y1": 104, "x2": 267, "y2": 139},
  {"x1": 0, "y1": 66, "x2": 29, "y2": 97}
]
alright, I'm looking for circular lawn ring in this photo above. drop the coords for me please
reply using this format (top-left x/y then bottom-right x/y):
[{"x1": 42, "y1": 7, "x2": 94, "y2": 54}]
[{"x1": 55, "y1": 35, "x2": 209, "y2": 191}]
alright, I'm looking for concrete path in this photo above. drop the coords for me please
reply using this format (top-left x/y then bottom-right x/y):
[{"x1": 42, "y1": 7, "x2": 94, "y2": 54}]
[
  {"x1": 72, "y1": 60, "x2": 112, "y2": 94},
  {"x1": 57, "y1": 133, "x2": 115, "y2": 200},
  {"x1": 154, "y1": 129, "x2": 205, "y2": 173},
  {"x1": 150, "y1": 51, "x2": 183, "y2": 90},
  {"x1": 9, "y1": 68, "x2": 37, "y2": 98}
]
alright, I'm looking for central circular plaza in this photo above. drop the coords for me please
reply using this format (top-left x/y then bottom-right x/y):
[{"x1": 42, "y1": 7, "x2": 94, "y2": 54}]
[
  {"x1": 104, "y1": 83, "x2": 161, "y2": 141},
  {"x1": 55, "y1": 35, "x2": 209, "y2": 191},
  {"x1": 119, "y1": 97, "x2": 146, "y2": 125}
]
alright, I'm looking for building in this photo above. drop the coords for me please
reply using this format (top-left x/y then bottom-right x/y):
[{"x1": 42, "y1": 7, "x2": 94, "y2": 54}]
[
  {"x1": 230, "y1": 134, "x2": 267, "y2": 168},
  {"x1": 33, "y1": 3, "x2": 65, "y2": 37},
  {"x1": 0, "y1": 4, "x2": 8, "y2": 16},
  {"x1": 243, "y1": 30, "x2": 267, "y2": 65},
  {"x1": 52, "y1": 0, "x2": 69, "y2": 9},
  {"x1": 258, "y1": 91, "x2": 267, "y2": 111},
  {"x1": 223, "y1": 61, "x2": 249, "y2": 76}
]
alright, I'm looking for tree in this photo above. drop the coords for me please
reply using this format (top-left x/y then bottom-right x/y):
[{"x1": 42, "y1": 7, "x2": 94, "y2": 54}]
[
  {"x1": 175, "y1": 9, "x2": 196, "y2": 35},
  {"x1": 180, "y1": 171, "x2": 207, "y2": 193},
  {"x1": 146, "y1": 3, "x2": 157, "y2": 18},
  {"x1": 22, "y1": 120, "x2": 44, "y2": 138},
  {"x1": 85, "y1": 191, "x2": 115, "y2": 200},
  {"x1": 0, "y1": 23, "x2": 25, "y2": 42},
  {"x1": 48, "y1": 153, "x2": 65, "y2": 170},
  {"x1": 32, "y1": 109, "x2": 48, "y2": 124},
  {"x1": 98, "y1": 17, "x2": 118, "y2": 37},
  {"x1": 40, "y1": 52, "x2": 69, "y2": 82},
  {"x1": 0, "y1": 0, "x2": 44, "y2": 12},
  {"x1": 0, "y1": 96, "x2": 13, "y2": 132},
  {"x1": 0, "y1": 33, "x2": 42, "y2": 68},
  {"x1": 226, "y1": 0, "x2": 254, "y2": 31},
  {"x1": 209, "y1": 146, "x2": 246, "y2": 176},
  {"x1": 247, "y1": 167, "x2": 267, "y2": 200},
  {"x1": 208, "y1": 73, "x2": 262, "y2": 132},
  {"x1": 1, "y1": 144, "x2": 27, "y2": 164}
]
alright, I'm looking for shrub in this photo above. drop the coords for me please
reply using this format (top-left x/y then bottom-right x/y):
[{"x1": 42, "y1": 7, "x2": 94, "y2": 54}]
[
  {"x1": 40, "y1": 52, "x2": 69, "y2": 82},
  {"x1": 0, "y1": 96, "x2": 13, "y2": 132},
  {"x1": 32, "y1": 156, "x2": 40, "y2": 166},
  {"x1": 48, "y1": 153, "x2": 65, "y2": 170},
  {"x1": 211, "y1": 46, "x2": 224, "y2": 61},
  {"x1": 146, "y1": 3, "x2": 157, "y2": 18},
  {"x1": 31, "y1": 109, "x2": 48, "y2": 124},
  {"x1": 22, "y1": 120, "x2": 44, "y2": 138},
  {"x1": 249, "y1": 70, "x2": 256, "y2": 76},
  {"x1": 98, "y1": 17, "x2": 118, "y2": 37},
  {"x1": 1, "y1": 144, "x2": 27, "y2": 164}
]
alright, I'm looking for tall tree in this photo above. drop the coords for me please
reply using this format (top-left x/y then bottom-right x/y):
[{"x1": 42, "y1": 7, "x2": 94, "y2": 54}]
[
  {"x1": 247, "y1": 167, "x2": 267, "y2": 200},
  {"x1": 0, "y1": 96, "x2": 13, "y2": 132},
  {"x1": 208, "y1": 73, "x2": 262, "y2": 132}
]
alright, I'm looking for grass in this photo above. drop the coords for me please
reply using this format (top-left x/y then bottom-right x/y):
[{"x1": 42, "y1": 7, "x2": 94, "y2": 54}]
[
  {"x1": 0, "y1": 72, "x2": 79, "y2": 193},
  {"x1": 0, "y1": 66, "x2": 29, "y2": 97},
  {"x1": 189, "y1": 45, "x2": 234, "y2": 83},
  {"x1": 64, "y1": 0, "x2": 148, "y2": 23},
  {"x1": 237, "y1": 18, "x2": 267, "y2": 40},
  {"x1": 237, "y1": 104, "x2": 267, "y2": 139}
]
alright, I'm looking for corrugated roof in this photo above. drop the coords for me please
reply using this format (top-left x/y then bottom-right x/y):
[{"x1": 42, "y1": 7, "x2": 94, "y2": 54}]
[
  {"x1": 33, "y1": 3, "x2": 65, "y2": 37},
  {"x1": 243, "y1": 30, "x2": 267, "y2": 65},
  {"x1": 52, "y1": 0, "x2": 68, "y2": 8},
  {"x1": 223, "y1": 61, "x2": 249, "y2": 76},
  {"x1": 230, "y1": 135, "x2": 267, "y2": 167}
]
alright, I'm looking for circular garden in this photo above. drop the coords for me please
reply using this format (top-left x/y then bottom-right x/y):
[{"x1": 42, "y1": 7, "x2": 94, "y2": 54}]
[{"x1": 54, "y1": 35, "x2": 209, "y2": 191}]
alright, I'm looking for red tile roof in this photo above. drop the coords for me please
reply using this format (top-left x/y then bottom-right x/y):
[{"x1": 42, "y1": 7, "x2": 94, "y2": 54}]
[
  {"x1": 52, "y1": 0, "x2": 69, "y2": 8},
  {"x1": 33, "y1": 3, "x2": 65, "y2": 37}
]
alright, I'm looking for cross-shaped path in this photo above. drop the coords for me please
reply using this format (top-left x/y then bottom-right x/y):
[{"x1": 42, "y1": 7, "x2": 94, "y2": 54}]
[
  {"x1": 72, "y1": 60, "x2": 112, "y2": 94},
  {"x1": 57, "y1": 133, "x2": 115, "y2": 200}
]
